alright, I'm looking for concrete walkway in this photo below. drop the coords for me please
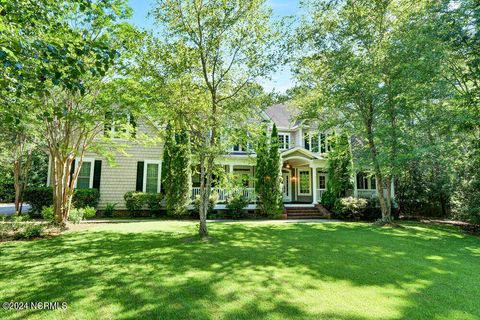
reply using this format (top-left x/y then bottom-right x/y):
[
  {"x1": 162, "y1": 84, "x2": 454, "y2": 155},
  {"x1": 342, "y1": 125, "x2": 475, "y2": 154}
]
[{"x1": 0, "y1": 203, "x2": 31, "y2": 215}]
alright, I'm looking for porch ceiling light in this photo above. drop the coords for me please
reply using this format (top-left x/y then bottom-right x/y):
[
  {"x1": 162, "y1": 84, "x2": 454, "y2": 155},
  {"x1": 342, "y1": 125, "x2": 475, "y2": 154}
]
[{"x1": 285, "y1": 164, "x2": 291, "y2": 168}]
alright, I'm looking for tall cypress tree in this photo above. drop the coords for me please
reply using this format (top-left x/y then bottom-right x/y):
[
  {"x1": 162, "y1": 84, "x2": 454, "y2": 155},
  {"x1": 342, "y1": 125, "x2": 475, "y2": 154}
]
[
  {"x1": 162, "y1": 125, "x2": 192, "y2": 215},
  {"x1": 267, "y1": 124, "x2": 283, "y2": 213},
  {"x1": 255, "y1": 123, "x2": 283, "y2": 215}
]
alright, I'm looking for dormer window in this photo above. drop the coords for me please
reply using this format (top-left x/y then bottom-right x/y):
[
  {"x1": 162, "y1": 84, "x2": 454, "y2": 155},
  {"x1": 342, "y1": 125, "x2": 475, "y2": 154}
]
[{"x1": 278, "y1": 133, "x2": 290, "y2": 150}]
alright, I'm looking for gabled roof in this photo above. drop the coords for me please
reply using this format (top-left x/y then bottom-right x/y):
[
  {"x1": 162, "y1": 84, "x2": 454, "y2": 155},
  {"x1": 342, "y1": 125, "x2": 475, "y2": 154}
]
[
  {"x1": 281, "y1": 146, "x2": 321, "y2": 160},
  {"x1": 265, "y1": 104, "x2": 302, "y2": 129}
]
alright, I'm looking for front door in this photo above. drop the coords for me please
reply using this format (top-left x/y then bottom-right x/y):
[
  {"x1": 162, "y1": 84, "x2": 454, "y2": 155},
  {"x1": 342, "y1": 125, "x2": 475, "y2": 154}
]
[{"x1": 282, "y1": 171, "x2": 292, "y2": 202}]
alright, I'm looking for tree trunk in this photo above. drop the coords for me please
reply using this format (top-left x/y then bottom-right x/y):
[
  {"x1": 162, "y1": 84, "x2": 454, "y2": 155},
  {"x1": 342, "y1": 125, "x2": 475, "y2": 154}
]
[
  {"x1": 365, "y1": 111, "x2": 391, "y2": 222},
  {"x1": 198, "y1": 154, "x2": 210, "y2": 238},
  {"x1": 51, "y1": 155, "x2": 76, "y2": 226}
]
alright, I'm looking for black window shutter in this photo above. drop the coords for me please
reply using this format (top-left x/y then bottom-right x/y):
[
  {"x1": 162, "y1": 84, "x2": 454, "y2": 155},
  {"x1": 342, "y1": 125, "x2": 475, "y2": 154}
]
[
  {"x1": 70, "y1": 159, "x2": 76, "y2": 188},
  {"x1": 93, "y1": 160, "x2": 102, "y2": 190},
  {"x1": 136, "y1": 161, "x2": 144, "y2": 191}
]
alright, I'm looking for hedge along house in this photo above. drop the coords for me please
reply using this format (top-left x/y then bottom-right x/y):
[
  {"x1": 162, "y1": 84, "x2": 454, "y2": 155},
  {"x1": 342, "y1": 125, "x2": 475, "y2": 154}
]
[{"x1": 46, "y1": 103, "x2": 390, "y2": 211}]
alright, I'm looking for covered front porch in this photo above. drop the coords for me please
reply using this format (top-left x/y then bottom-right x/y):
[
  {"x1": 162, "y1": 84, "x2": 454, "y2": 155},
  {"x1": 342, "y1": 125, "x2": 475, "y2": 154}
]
[
  {"x1": 191, "y1": 163, "x2": 257, "y2": 203},
  {"x1": 281, "y1": 147, "x2": 328, "y2": 205}
]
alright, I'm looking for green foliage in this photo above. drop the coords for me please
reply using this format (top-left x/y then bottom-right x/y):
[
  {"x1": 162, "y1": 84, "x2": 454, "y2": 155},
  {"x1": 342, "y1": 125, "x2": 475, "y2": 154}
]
[
  {"x1": 255, "y1": 124, "x2": 283, "y2": 215},
  {"x1": 194, "y1": 193, "x2": 218, "y2": 214},
  {"x1": 145, "y1": 193, "x2": 163, "y2": 212},
  {"x1": 226, "y1": 193, "x2": 249, "y2": 217},
  {"x1": 322, "y1": 133, "x2": 353, "y2": 210},
  {"x1": 13, "y1": 224, "x2": 45, "y2": 240},
  {"x1": 124, "y1": 191, "x2": 163, "y2": 216},
  {"x1": 23, "y1": 187, "x2": 53, "y2": 214},
  {"x1": 320, "y1": 189, "x2": 337, "y2": 211},
  {"x1": 24, "y1": 187, "x2": 99, "y2": 213},
  {"x1": 332, "y1": 197, "x2": 369, "y2": 220},
  {"x1": 124, "y1": 191, "x2": 147, "y2": 214},
  {"x1": 103, "y1": 203, "x2": 118, "y2": 218},
  {"x1": 162, "y1": 125, "x2": 192, "y2": 216},
  {"x1": 72, "y1": 188, "x2": 100, "y2": 209},
  {"x1": 41, "y1": 205, "x2": 55, "y2": 223},
  {"x1": 68, "y1": 206, "x2": 96, "y2": 224},
  {"x1": 0, "y1": 215, "x2": 45, "y2": 241}
]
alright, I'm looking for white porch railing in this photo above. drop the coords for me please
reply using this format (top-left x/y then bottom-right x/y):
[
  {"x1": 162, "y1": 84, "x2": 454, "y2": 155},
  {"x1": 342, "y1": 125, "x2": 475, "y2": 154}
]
[
  {"x1": 191, "y1": 187, "x2": 256, "y2": 203},
  {"x1": 316, "y1": 189, "x2": 326, "y2": 202},
  {"x1": 357, "y1": 189, "x2": 384, "y2": 198}
]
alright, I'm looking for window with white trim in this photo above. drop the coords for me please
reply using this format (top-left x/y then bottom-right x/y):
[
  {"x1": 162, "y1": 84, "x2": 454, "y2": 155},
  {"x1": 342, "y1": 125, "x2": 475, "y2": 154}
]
[
  {"x1": 75, "y1": 158, "x2": 94, "y2": 189},
  {"x1": 144, "y1": 161, "x2": 161, "y2": 193},
  {"x1": 304, "y1": 132, "x2": 321, "y2": 152},
  {"x1": 298, "y1": 169, "x2": 311, "y2": 195},
  {"x1": 278, "y1": 133, "x2": 290, "y2": 150}
]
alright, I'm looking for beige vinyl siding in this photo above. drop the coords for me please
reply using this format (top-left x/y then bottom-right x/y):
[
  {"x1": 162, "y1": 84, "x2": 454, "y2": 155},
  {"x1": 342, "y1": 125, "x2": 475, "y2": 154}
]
[{"x1": 86, "y1": 121, "x2": 162, "y2": 209}]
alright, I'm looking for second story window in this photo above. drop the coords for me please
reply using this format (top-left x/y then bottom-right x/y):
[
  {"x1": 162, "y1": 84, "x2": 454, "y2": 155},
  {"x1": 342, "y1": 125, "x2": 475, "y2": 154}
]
[
  {"x1": 304, "y1": 132, "x2": 322, "y2": 152},
  {"x1": 278, "y1": 133, "x2": 290, "y2": 150}
]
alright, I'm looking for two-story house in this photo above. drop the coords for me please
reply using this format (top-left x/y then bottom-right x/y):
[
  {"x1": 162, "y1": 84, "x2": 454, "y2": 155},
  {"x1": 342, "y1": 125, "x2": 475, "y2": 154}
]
[{"x1": 47, "y1": 103, "x2": 380, "y2": 211}]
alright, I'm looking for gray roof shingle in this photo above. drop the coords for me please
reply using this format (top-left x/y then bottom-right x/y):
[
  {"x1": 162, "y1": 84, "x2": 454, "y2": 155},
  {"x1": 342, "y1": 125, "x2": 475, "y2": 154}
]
[{"x1": 265, "y1": 103, "x2": 301, "y2": 129}]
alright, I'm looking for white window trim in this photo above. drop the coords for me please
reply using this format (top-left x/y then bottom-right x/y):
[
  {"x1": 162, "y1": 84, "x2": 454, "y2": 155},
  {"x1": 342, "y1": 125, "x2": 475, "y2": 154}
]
[
  {"x1": 143, "y1": 160, "x2": 162, "y2": 193},
  {"x1": 74, "y1": 157, "x2": 95, "y2": 189},
  {"x1": 298, "y1": 168, "x2": 312, "y2": 196},
  {"x1": 278, "y1": 133, "x2": 291, "y2": 150}
]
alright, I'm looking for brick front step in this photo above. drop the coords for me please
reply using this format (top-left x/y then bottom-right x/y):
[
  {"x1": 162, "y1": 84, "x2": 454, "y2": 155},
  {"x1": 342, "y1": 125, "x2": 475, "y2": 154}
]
[{"x1": 285, "y1": 204, "x2": 331, "y2": 219}]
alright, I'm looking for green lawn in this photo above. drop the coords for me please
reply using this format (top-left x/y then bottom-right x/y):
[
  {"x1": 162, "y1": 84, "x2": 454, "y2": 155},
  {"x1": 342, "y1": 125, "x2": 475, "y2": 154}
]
[{"x1": 0, "y1": 221, "x2": 479, "y2": 320}]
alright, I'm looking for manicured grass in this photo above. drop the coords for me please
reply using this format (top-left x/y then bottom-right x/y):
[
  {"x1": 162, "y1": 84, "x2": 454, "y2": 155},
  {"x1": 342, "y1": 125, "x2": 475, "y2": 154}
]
[{"x1": 0, "y1": 221, "x2": 479, "y2": 320}]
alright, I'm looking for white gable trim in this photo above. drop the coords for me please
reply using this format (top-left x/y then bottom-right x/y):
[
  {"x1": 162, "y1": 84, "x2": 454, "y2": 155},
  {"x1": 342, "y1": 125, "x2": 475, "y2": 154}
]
[{"x1": 281, "y1": 146, "x2": 321, "y2": 159}]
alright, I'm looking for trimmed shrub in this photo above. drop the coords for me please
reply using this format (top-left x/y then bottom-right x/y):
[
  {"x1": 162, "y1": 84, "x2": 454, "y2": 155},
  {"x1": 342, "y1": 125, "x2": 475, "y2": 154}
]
[
  {"x1": 226, "y1": 193, "x2": 249, "y2": 218},
  {"x1": 73, "y1": 189, "x2": 100, "y2": 208},
  {"x1": 332, "y1": 197, "x2": 368, "y2": 220},
  {"x1": 124, "y1": 191, "x2": 147, "y2": 214},
  {"x1": 145, "y1": 193, "x2": 163, "y2": 212},
  {"x1": 23, "y1": 187, "x2": 53, "y2": 213},
  {"x1": 194, "y1": 192, "x2": 219, "y2": 214}
]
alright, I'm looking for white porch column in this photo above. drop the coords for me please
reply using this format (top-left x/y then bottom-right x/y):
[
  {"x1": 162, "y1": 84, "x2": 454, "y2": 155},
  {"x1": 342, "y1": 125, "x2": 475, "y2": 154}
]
[
  {"x1": 312, "y1": 166, "x2": 318, "y2": 204},
  {"x1": 229, "y1": 164, "x2": 234, "y2": 174},
  {"x1": 353, "y1": 172, "x2": 358, "y2": 198}
]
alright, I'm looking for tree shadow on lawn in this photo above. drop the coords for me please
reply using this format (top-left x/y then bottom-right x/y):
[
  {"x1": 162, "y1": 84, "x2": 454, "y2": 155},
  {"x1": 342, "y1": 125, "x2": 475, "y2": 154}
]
[{"x1": 0, "y1": 222, "x2": 479, "y2": 319}]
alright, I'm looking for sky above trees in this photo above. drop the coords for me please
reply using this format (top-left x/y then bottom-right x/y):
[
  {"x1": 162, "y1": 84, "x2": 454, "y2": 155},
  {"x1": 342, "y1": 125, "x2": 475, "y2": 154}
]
[{"x1": 127, "y1": 0, "x2": 299, "y2": 93}]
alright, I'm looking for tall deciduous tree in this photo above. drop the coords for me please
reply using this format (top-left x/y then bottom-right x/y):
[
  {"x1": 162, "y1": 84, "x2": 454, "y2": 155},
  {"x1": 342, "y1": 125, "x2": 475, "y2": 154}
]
[
  {"x1": 151, "y1": 0, "x2": 285, "y2": 237},
  {"x1": 37, "y1": 1, "x2": 136, "y2": 225},
  {"x1": 294, "y1": 0, "x2": 445, "y2": 222}
]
